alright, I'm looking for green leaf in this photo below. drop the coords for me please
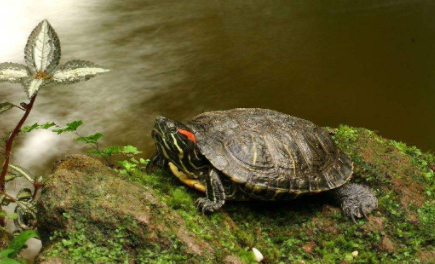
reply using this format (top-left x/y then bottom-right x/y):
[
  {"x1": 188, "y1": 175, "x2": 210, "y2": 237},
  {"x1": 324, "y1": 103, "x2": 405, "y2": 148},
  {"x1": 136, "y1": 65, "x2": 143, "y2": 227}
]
[
  {"x1": 74, "y1": 133, "x2": 104, "y2": 144},
  {"x1": 52, "y1": 121, "x2": 83, "y2": 134},
  {"x1": 0, "y1": 257, "x2": 21, "y2": 264},
  {"x1": 121, "y1": 145, "x2": 142, "y2": 155},
  {"x1": 0, "y1": 211, "x2": 6, "y2": 218},
  {"x1": 21, "y1": 123, "x2": 38, "y2": 133},
  {"x1": 62, "y1": 212, "x2": 71, "y2": 219},
  {"x1": 66, "y1": 121, "x2": 83, "y2": 131},
  {"x1": 8, "y1": 230, "x2": 39, "y2": 258},
  {"x1": 90, "y1": 145, "x2": 142, "y2": 157},
  {"x1": 92, "y1": 145, "x2": 121, "y2": 157},
  {"x1": 21, "y1": 122, "x2": 56, "y2": 133},
  {"x1": 103, "y1": 146, "x2": 122, "y2": 156},
  {"x1": 0, "y1": 103, "x2": 14, "y2": 115},
  {"x1": 8, "y1": 213, "x2": 18, "y2": 220},
  {"x1": 0, "y1": 249, "x2": 14, "y2": 258},
  {"x1": 117, "y1": 160, "x2": 137, "y2": 171},
  {"x1": 41, "y1": 122, "x2": 56, "y2": 129}
]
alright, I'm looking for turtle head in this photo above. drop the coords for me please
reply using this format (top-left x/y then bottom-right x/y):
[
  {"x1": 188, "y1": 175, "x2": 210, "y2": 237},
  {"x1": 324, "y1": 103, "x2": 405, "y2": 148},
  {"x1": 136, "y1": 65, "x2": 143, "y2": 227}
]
[
  {"x1": 152, "y1": 116, "x2": 207, "y2": 186},
  {"x1": 152, "y1": 116, "x2": 197, "y2": 157}
]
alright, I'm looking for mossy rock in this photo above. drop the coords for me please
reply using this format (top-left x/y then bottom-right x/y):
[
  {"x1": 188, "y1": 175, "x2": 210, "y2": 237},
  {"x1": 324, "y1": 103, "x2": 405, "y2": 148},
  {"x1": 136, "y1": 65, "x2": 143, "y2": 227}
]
[
  {"x1": 35, "y1": 155, "x2": 225, "y2": 263},
  {"x1": 36, "y1": 126, "x2": 435, "y2": 263}
]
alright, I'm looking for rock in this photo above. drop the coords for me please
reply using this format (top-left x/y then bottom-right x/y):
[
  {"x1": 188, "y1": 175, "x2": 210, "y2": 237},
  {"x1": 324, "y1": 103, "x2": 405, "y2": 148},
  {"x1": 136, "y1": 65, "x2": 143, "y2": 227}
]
[
  {"x1": 252, "y1": 247, "x2": 264, "y2": 262},
  {"x1": 35, "y1": 155, "x2": 217, "y2": 263},
  {"x1": 33, "y1": 126, "x2": 435, "y2": 263}
]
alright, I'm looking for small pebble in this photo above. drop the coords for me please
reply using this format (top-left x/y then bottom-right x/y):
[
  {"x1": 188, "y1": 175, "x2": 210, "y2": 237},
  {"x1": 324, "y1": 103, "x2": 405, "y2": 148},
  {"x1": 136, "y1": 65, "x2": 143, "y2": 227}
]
[
  {"x1": 352, "y1": 251, "x2": 359, "y2": 257},
  {"x1": 252, "y1": 247, "x2": 264, "y2": 262}
]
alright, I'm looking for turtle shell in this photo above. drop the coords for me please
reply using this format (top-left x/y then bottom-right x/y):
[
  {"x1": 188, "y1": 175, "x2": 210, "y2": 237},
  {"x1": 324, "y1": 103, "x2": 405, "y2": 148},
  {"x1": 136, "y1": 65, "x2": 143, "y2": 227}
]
[{"x1": 187, "y1": 108, "x2": 352, "y2": 198}]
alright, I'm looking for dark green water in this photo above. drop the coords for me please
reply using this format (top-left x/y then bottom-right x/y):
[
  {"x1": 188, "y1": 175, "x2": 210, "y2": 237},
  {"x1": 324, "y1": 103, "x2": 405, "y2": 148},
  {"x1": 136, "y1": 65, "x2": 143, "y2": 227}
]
[{"x1": 1, "y1": 0, "x2": 435, "y2": 174}]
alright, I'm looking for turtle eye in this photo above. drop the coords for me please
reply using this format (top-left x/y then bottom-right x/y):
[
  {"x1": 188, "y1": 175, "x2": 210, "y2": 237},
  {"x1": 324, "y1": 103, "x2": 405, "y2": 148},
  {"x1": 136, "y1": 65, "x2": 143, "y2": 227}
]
[
  {"x1": 165, "y1": 123, "x2": 178, "y2": 134},
  {"x1": 177, "y1": 129, "x2": 197, "y2": 144}
]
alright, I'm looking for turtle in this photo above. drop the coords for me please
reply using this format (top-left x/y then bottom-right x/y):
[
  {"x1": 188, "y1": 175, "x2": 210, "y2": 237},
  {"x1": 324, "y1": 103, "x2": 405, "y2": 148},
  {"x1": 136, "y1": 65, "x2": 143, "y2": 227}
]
[{"x1": 146, "y1": 108, "x2": 377, "y2": 221}]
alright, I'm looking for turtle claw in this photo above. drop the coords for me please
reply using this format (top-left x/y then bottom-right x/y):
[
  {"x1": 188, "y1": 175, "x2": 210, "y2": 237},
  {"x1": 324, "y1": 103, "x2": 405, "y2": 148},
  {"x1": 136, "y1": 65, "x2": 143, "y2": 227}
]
[
  {"x1": 362, "y1": 207, "x2": 369, "y2": 219},
  {"x1": 350, "y1": 213, "x2": 357, "y2": 224},
  {"x1": 342, "y1": 204, "x2": 360, "y2": 223},
  {"x1": 335, "y1": 183, "x2": 378, "y2": 223},
  {"x1": 342, "y1": 202, "x2": 374, "y2": 223},
  {"x1": 195, "y1": 198, "x2": 224, "y2": 213}
]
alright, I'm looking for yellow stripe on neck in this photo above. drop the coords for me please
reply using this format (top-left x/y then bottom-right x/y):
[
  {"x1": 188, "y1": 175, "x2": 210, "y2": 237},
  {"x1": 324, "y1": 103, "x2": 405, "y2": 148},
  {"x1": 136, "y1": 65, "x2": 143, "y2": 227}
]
[{"x1": 168, "y1": 162, "x2": 206, "y2": 193}]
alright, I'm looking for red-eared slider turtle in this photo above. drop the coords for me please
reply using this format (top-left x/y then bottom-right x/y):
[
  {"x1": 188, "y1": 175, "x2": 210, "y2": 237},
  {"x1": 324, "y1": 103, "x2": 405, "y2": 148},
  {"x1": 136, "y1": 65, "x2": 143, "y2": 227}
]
[{"x1": 147, "y1": 108, "x2": 377, "y2": 221}]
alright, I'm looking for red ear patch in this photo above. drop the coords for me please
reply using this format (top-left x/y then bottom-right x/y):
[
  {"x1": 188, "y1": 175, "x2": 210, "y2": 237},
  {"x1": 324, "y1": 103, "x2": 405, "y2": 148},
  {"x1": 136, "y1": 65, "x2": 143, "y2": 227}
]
[{"x1": 177, "y1": 129, "x2": 197, "y2": 144}]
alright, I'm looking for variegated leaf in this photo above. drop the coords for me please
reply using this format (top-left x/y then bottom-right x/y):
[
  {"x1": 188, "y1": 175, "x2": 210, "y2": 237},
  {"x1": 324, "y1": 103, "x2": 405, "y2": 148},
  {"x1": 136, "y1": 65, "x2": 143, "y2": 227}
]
[
  {"x1": 21, "y1": 77, "x2": 49, "y2": 99},
  {"x1": 24, "y1": 20, "x2": 61, "y2": 75},
  {"x1": 0, "y1": 102, "x2": 14, "y2": 115},
  {"x1": 52, "y1": 60, "x2": 109, "y2": 84},
  {"x1": 5, "y1": 173, "x2": 17, "y2": 182},
  {"x1": 9, "y1": 163, "x2": 34, "y2": 183},
  {"x1": 0, "y1": 195, "x2": 7, "y2": 206},
  {"x1": 14, "y1": 200, "x2": 37, "y2": 231},
  {"x1": 0, "y1": 195, "x2": 12, "y2": 206},
  {"x1": 0, "y1": 63, "x2": 29, "y2": 83},
  {"x1": 16, "y1": 188, "x2": 33, "y2": 201}
]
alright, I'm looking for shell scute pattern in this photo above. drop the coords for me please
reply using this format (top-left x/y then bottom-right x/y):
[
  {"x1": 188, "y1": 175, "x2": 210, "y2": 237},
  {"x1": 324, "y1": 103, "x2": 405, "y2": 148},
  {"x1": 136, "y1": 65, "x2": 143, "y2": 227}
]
[
  {"x1": 188, "y1": 108, "x2": 352, "y2": 196},
  {"x1": 227, "y1": 132, "x2": 274, "y2": 169}
]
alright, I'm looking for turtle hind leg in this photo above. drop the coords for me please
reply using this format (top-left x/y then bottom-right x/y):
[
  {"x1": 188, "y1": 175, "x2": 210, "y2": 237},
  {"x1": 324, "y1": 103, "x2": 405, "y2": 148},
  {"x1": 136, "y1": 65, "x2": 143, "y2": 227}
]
[
  {"x1": 195, "y1": 169, "x2": 225, "y2": 213},
  {"x1": 333, "y1": 183, "x2": 378, "y2": 223}
]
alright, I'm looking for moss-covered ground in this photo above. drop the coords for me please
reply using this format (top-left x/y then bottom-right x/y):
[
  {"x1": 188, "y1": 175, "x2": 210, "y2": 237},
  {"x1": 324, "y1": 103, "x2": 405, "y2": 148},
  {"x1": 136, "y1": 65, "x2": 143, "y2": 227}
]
[{"x1": 37, "y1": 126, "x2": 435, "y2": 263}]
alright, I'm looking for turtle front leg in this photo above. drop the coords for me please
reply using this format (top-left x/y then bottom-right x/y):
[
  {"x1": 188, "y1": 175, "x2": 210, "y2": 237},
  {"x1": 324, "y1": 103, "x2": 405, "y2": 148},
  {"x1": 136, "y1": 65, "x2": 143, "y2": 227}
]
[
  {"x1": 145, "y1": 151, "x2": 167, "y2": 174},
  {"x1": 333, "y1": 183, "x2": 378, "y2": 223},
  {"x1": 195, "y1": 169, "x2": 225, "y2": 213}
]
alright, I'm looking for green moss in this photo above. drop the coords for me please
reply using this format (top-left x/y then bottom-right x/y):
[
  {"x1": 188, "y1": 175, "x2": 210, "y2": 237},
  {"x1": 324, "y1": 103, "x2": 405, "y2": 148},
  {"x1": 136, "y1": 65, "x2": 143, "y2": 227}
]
[
  {"x1": 41, "y1": 127, "x2": 435, "y2": 263},
  {"x1": 123, "y1": 169, "x2": 258, "y2": 263},
  {"x1": 46, "y1": 228, "x2": 131, "y2": 264},
  {"x1": 333, "y1": 125, "x2": 360, "y2": 150},
  {"x1": 132, "y1": 126, "x2": 435, "y2": 263},
  {"x1": 42, "y1": 213, "x2": 203, "y2": 264},
  {"x1": 44, "y1": 228, "x2": 195, "y2": 264}
]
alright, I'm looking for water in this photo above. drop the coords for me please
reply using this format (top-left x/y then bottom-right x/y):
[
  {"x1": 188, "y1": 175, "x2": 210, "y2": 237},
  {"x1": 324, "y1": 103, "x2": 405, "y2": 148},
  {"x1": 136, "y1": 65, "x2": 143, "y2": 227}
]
[{"x1": 1, "y1": 0, "x2": 435, "y2": 177}]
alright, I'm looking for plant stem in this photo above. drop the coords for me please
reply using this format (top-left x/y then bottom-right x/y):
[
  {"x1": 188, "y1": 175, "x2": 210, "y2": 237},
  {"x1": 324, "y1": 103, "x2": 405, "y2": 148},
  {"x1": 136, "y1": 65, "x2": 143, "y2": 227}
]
[
  {"x1": 0, "y1": 190, "x2": 17, "y2": 203},
  {"x1": 0, "y1": 95, "x2": 37, "y2": 191}
]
